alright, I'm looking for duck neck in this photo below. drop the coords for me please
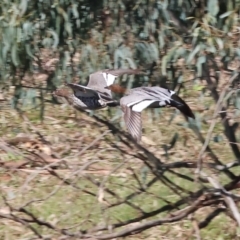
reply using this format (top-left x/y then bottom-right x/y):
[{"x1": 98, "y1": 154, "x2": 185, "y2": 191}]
[{"x1": 108, "y1": 84, "x2": 128, "y2": 95}]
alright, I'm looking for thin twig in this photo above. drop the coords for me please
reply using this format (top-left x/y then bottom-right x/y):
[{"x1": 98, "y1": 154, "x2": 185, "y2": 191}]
[{"x1": 197, "y1": 73, "x2": 239, "y2": 173}]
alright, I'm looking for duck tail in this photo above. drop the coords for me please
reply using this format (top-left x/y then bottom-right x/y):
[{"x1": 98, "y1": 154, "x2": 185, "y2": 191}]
[{"x1": 170, "y1": 94, "x2": 195, "y2": 119}]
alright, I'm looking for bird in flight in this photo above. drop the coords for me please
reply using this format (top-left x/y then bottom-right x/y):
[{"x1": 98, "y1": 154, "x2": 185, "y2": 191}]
[
  {"x1": 53, "y1": 69, "x2": 144, "y2": 110},
  {"x1": 107, "y1": 84, "x2": 195, "y2": 143}
]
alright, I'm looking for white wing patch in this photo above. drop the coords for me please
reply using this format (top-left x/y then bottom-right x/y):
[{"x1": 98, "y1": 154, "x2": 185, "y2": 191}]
[
  {"x1": 126, "y1": 100, "x2": 142, "y2": 108},
  {"x1": 159, "y1": 101, "x2": 166, "y2": 106},
  {"x1": 132, "y1": 100, "x2": 156, "y2": 112},
  {"x1": 170, "y1": 90, "x2": 175, "y2": 95},
  {"x1": 102, "y1": 72, "x2": 117, "y2": 86}
]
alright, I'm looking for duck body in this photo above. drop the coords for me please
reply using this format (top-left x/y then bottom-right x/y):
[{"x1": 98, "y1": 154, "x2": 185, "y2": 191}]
[
  {"x1": 108, "y1": 84, "x2": 195, "y2": 142},
  {"x1": 65, "y1": 84, "x2": 119, "y2": 110},
  {"x1": 53, "y1": 69, "x2": 143, "y2": 110}
]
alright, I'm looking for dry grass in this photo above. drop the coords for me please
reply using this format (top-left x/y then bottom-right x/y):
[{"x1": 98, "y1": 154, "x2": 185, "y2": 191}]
[{"x1": 0, "y1": 80, "x2": 239, "y2": 239}]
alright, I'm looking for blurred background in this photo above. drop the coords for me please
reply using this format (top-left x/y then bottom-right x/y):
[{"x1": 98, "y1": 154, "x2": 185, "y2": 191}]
[{"x1": 1, "y1": 0, "x2": 240, "y2": 239}]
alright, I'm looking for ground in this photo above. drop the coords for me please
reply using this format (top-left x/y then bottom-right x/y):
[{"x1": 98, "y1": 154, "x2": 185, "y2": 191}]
[{"x1": 0, "y1": 83, "x2": 239, "y2": 239}]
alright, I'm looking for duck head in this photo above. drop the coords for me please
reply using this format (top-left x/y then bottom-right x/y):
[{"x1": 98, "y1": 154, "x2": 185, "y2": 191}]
[
  {"x1": 52, "y1": 88, "x2": 70, "y2": 98},
  {"x1": 105, "y1": 84, "x2": 127, "y2": 94}
]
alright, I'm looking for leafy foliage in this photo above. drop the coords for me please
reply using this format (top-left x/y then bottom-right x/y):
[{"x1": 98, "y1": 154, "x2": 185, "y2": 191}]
[{"x1": 0, "y1": 1, "x2": 239, "y2": 112}]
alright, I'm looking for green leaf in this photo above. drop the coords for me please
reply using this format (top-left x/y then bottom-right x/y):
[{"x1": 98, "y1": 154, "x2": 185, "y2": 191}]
[
  {"x1": 193, "y1": 84, "x2": 204, "y2": 91},
  {"x1": 207, "y1": 0, "x2": 219, "y2": 17},
  {"x1": 161, "y1": 55, "x2": 168, "y2": 76},
  {"x1": 149, "y1": 43, "x2": 159, "y2": 61},
  {"x1": 42, "y1": 38, "x2": 52, "y2": 48},
  {"x1": 48, "y1": 29, "x2": 59, "y2": 48},
  {"x1": 235, "y1": 93, "x2": 240, "y2": 109},
  {"x1": 72, "y1": 4, "x2": 79, "y2": 19},
  {"x1": 2, "y1": 43, "x2": 10, "y2": 63},
  {"x1": 178, "y1": 75, "x2": 183, "y2": 83},
  {"x1": 19, "y1": 0, "x2": 28, "y2": 16},
  {"x1": 220, "y1": 11, "x2": 234, "y2": 18},
  {"x1": 187, "y1": 45, "x2": 201, "y2": 64},
  {"x1": 65, "y1": 22, "x2": 72, "y2": 37},
  {"x1": 11, "y1": 43, "x2": 19, "y2": 67},
  {"x1": 25, "y1": 43, "x2": 35, "y2": 59},
  {"x1": 173, "y1": 47, "x2": 185, "y2": 62},
  {"x1": 125, "y1": 57, "x2": 136, "y2": 69},
  {"x1": 196, "y1": 55, "x2": 206, "y2": 76},
  {"x1": 158, "y1": 33, "x2": 165, "y2": 49},
  {"x1": 215, "y1": 38, "x2": 224, "y2": 49}
]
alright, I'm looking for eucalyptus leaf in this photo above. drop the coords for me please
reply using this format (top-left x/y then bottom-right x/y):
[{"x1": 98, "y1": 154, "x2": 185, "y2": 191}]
[
  {"x1": 25, "y1": 43, "x2": 35, "y2": 59},
  {"x1": 220, "y1": 11, "x2": 233, "y2": 18},
  {"x1": 48, "y1": 29, "x2": 59, "y2": 48},
  {"x1": 215, "y1": 38, "x2": 224, "y2": 50},
  {"x1": 196, "y1": 55, "x2": 206, "y2": 76},
  {"x1": 208, "y1": 0, "x2": 219, "y2": 17},
  {"x1": 161, "y1": 55, "x2": 168, "y2": 76},
  {"x1": 11, "y1": 43, "x2": 19, "y2": 67},
  {"x1": 187, "y1": 45, "x2": 201, "y2": 64}
]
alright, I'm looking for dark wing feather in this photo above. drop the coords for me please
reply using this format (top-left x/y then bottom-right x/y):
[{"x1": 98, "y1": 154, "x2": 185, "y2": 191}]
[
  {"x1": 140, "y1": 87, "x2": 195, "y2": 119},
  {"x1": 170, "y1": 94, "x2": 195, "y2": 119},
  {"x1": 66, "y1": 83, "x2": 99, "y2": 98}
]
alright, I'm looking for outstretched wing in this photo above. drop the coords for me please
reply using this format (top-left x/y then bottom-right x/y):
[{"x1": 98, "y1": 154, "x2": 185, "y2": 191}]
[
  {"x1": 87, "y1": 69, "x2": 145, "y2": 97},
  {"x1": 120, "y1": 94, "x2": 157, "y2": 142},
  {"x1": 135, "y1": 86, "x2": 195, "y2": 119},
  {"x1": 122, "y1": 105, "x2": 142, "y2": 143}
]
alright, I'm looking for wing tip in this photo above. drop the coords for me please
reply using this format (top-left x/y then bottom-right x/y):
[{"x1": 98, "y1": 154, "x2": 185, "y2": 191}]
[
  {"x1": 128, "y1": 131, "x2": 141, "y2": 143},
  {"x1": 179, "y1": 105, "x2": 195, "y2": 119},
  {"x1": 133, "y1": 135, "x2": 141, "y2": 143},
  {"x1": 170, "y1": 94, "x2": 195, "y2": 119},
  {"x1": 188, "y1": 111, "x2": 195, "y2": 119}
]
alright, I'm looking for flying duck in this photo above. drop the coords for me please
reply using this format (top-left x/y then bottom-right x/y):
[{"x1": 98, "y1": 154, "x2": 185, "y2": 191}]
[
  {"x1": 107, "y1": 84, "x2": 195, "y2": 143},
  {"x1": 53, "y1": 69, "x2": 144, "y2": 110}
]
